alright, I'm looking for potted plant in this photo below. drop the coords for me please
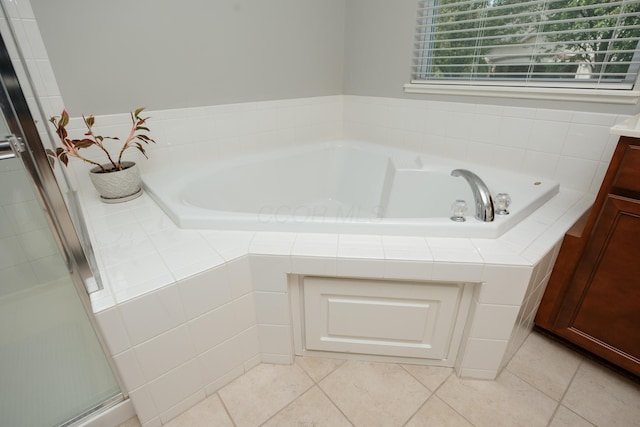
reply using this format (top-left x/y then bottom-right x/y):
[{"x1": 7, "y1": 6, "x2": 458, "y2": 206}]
[{"x1": 47, "y1": 107, "x2": 155, "y2": 203}]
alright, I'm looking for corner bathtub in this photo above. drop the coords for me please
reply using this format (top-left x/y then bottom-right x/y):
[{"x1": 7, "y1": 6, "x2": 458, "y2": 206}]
[{"x1": 143, "y1": 140, "x2": 559, "y2": 238}]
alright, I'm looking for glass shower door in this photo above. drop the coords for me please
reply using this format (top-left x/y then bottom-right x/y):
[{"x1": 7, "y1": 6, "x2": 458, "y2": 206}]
[{"x1": 0, "y1": 43, "x2": 122, "y2": 427}]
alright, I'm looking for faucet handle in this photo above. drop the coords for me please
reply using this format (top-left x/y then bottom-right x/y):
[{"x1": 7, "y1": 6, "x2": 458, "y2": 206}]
[
  {"x1": 450, "y1": 199, "x2": 468, "y2": 222},
  {"x1": 495, "y1": 193, "x2": 511, "y2": 215}
]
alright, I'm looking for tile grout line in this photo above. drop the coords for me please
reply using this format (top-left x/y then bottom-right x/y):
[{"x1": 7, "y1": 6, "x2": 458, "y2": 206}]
[
  {"x1": 256, "y1": 360, "x2": 326, "y2": 427},
  {"x1": 297, "y1": 357, "x2": 354, "y2": 426},
  {"x1": 397, "y1": 363, "x2": 437, "y2": 427},
  {"x1": 215, "y1": 391, "x2": 238, "y2": 427},
  {"x1": 541, "y1": 357, "x2": 586, "y2": 427},
  {"x1": 398, "y1": 364, "x2": 476, "y2": 427}
]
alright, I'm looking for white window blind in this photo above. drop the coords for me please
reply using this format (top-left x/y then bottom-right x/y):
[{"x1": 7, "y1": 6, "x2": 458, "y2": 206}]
[{"x1": 411, "y1": 0, "x2": 640, "y2": 91}]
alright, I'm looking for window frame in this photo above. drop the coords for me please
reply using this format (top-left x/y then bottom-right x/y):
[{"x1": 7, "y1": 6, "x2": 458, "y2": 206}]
[{"x1": 405, "y1": 0, "x2": 640, "y2": 105}]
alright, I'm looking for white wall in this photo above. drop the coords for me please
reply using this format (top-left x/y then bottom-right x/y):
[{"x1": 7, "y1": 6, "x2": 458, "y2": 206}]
[
  {"x1": 30, "y1": 0, "x2": 640, "y2": 116},
  {"x1": 30, "y1": 0, "x2": 346, "y2": 115}
]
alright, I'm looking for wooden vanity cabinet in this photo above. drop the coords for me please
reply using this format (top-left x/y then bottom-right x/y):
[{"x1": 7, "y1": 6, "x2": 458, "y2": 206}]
[{"x1": 535, "y1": 136, "x2": 640, "y2": 377}]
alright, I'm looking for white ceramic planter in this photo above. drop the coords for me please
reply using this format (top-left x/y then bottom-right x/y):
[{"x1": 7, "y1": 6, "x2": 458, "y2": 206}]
[{"x1": 89, "y1": 161, "x2": 142, "y2": 203}]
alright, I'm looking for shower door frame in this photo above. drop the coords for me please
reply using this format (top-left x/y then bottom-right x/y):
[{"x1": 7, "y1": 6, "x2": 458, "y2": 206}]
[{"x1": 0, "y1": 31, "x2": 127, "y2": 425}]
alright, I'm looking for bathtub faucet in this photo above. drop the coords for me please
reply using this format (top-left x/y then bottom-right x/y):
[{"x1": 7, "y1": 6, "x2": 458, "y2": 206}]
[{"x1": 451, "y1": 169, "x2": 494, "y2": 222}]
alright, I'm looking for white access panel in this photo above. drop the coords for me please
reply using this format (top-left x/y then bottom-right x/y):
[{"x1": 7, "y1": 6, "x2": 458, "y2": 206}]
[{"x1": 303, "y1": 277, "x2": 464, "y2": 360}]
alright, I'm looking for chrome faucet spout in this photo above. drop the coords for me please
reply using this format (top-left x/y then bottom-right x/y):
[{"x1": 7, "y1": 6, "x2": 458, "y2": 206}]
[{"x1": 451, "y1": 169, "x2": 494, "y2": 222}]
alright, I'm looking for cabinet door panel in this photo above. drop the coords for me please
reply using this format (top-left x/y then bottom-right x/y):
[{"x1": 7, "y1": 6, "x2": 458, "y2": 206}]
[{"x1": 555, "y1": 195, "x2": 640, "y2": 368}]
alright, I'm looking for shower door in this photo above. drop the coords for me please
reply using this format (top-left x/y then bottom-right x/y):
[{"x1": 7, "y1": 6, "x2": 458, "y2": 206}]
[{"x1": 0, "y1": 35, "x2": 122, "y2": 426}]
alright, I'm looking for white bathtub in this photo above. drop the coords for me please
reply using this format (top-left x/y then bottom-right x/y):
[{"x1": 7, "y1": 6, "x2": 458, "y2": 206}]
[{"x1": 143, "y1": 140, "x2": 559, "y2": 238}]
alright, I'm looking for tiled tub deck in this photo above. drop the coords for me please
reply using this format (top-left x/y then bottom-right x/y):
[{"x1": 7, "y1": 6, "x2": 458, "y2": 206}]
[{"x1": 82, "y1": 182, "x2": 591, "y2": 426}]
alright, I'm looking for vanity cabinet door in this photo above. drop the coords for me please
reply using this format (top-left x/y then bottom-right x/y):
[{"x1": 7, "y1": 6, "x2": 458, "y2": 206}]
[{"x1": 552, "y1": 194, "x2": 640, "y2": 374}]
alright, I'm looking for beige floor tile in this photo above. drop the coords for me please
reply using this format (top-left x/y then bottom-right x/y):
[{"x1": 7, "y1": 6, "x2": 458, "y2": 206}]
[
  {"x1": 263, "y1": 386, "x2": 351, "y2": 427},
  {"x1": 506, "y1": 332, "x2": 582, "y2": 400},
  {"x1": 319, "y1": 360, "x2": 430, "y2": 427},
  {"x1": 436, "y1": 369, "x2": 557, "y2": 427},
  {"x1": 218, "y1": 363, "x2": 313, "y2": 427},
  {"x1": 163, "y1": 394, "x2": 233, "y2": 427},
  {"x1": 562, "y1": 360, "x2": 640, "y2": 427},
  {"x1": 118, "y1": 416, "x2": 141, "y2": 427},
  {"x1": 549, "y1": 406, "x2": 595, "y2": 427},
  {"x1": 405, "y1": 396, "x2": 473, "y2": 427},
  {"x1": 295, "y1": 356, "x2": 346, "y2": 382},
  {"x1": 400, "y1": 364, "x2": 454, "y2": 392}
]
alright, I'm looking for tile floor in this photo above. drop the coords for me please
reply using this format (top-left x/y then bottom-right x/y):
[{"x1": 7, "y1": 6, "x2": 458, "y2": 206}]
[{"x1": 119, "y1": 331, "x2": 640, "y2": 427}]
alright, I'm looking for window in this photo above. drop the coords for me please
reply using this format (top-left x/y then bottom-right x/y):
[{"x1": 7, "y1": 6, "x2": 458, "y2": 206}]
[{"x1": 405, "y1": 0, "x2": 640, "y2": 103}]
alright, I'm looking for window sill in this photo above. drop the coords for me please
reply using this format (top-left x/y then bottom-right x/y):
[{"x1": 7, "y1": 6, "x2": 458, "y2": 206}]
[{"x1": 403, "y1": 82, "x2": 640, "y2": 105}]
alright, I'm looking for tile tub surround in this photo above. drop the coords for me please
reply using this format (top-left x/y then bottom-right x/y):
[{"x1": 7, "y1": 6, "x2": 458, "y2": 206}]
[
  {"x1": 64, "y1": 96, "x2": 609, "y2": 426},
  {"x1": 84, "y1": 183, "x2": 591, "y2": 426}
]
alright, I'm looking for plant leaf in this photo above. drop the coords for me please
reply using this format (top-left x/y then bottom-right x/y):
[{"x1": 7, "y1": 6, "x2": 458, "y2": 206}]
[
  {"x1": 135, "y1": 126, "x2": 150, "y2": 132},
  {"x1": 59, "y1": 110, "x2": 69, "y2": 128},
  {"x1": 73, "y1": 138, "x2": 95, "y2": 149},
  {"x1": 134, "y1": 143, "x2": 148, "y2": 158},
  {"x1": 134, "y1": 107, "x2": 145, "y2": 117},
  {"x1": 60, "y1": 153, "x2": 69, "y2": 166}
]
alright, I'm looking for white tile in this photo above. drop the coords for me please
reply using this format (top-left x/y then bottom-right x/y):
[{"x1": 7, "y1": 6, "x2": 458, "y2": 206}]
[
  {"x1": 254, "y1": 292, "x2": 290, "y2": 325},
  {"x1": 113, "y1": 349, "x2": 146, "y2": 392},
  {"x1": 112, "y1": 274, "x2": 176, "y2": 305},
  {"x1": 528, "y1": 121, "x2": 570, "y2": 154},
  {"x1": 104, "y1": 252, "x2": 173, "y2": 297},
  {"x1": 119, "y1": 284, "x2": 187, "y2": 345},
  {"x1": 571, "y1": 112, "x2": 617, "y2": 126},
  {"x1": 260, "y1": 353, "x2": 294, "y2": 364},
  {"x1": 178, "y1": 265, "x2": 232, "y2": 320},
  {"x1": 291, "y1": 255, "x2": 337, "y2": 276},
  {"x1": 147, "y1": 360, "x2": 204, "y2": 414},
  {"x1": 472, "y1": 239, "x2": 530, "y2": 265},
  {"x1": 336, "y1": 257, "x2": 385, "y2": 278},
  {"x1": 157, "y1": 237, "x2": 225, "y2": 281},
  {"x1": 129, "y1": 385, "x2": 159, "y2": 425},
  {"x1": 258, "y1": 324, "x2": 292, "y2": 355},
  {"x1": 291, "y1": 233, "x2": 338, "y2": 257},
  {"x1": 535, "y1": 108, "x2": 574, "y2": 122},
  {"x1": 146, "y1": 228, "x2": 203, "y2": 252},
  {"x1": 479, "y1": 265, "x2": 532, "y2": 305},
  {"x1": 226, "y1": 256, "x2": 253, "y2": 299},
  {"x1": 461, "y1": 338, "x2": 508, "y2": 371},
  {"x1": 561, "y1": 124, "x2": 610, "y2": 161},
  {"x1": 521, "y1": 150, "x2": 559, "y2": 179},
  {"x1": 232, "y1": 293, "x2": 258, "y2": 333},
  {"x1": 250, "y1": 255, "x2": 290, "y2": 292},
  {"x1": 188, "y1": 303, "x2": 238, "y2": 354},
  {"x1": 98, "y1": 237, "x2": 157, "y2": 268},
  {"x1": 158, "y1": 390, "x2": 206, "y2": 425},
  {"x1": 0, "y1": 235, "x2": 28, "y2": 269},
  {"x1": 250, "y1": 232, "x2": 297, "y2": 255},
  {"x1": 554, "y1": 157, "x2": 598, "y2": 192},
  {"x1": 457, "y1": 368, "x2": 498, "y2": 380},
  {"x1": 469, "y1": 304, "x2": 520, "y2": 340},
  {"x1": 432, "y1": 262, "x2": 484, "y2": 282},
  {"x1": 337, "y1": 234, "x2": 384, "y2": 259},
  {"x1": 204, "y1": 365, "x2": 245, "y2": 396},
  {"x1": 94, "y1": 307, "x2": 131, "y2": 355},
  {"x1": 384, "y1": 260, "x2": 433, "y2": 281},
  {"x1": 382, "y1": 235, "x2": 432, "y2": 261},
  {"x1": 134, "y1": 326, "x2": 197, "y2": 381},
  {"x1": 426, "y1": 238, "x2": 483, "y2": 264},
  {"x1": 199, "y1": 330, "x2": 258, "y2": 386},
  {"x1": 496, "y1": 117, "x2": 534, "y2": 148}
]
